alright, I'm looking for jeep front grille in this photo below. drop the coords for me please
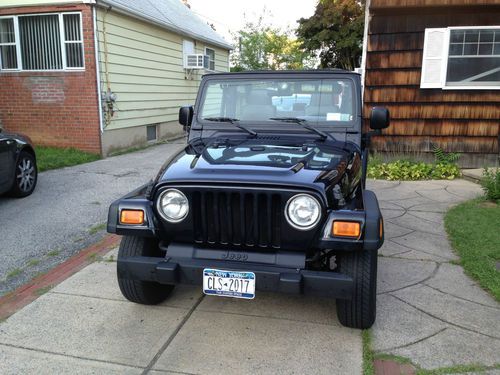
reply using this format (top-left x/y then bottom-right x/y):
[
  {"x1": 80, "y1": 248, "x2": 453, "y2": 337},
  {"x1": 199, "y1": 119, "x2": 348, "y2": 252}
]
[{"x1": 192, "y1": 190, "x2": 283, "y2": 248}]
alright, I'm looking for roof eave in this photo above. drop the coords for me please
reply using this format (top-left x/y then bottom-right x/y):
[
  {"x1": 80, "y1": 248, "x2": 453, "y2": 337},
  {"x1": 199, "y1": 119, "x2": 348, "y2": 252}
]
[{"x1": 96, "y1": 0, "x2": 232, "y2": 50}]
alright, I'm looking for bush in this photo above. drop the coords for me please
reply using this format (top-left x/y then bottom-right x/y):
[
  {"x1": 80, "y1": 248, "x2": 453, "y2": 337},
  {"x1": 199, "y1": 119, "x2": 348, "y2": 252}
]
[
  {"x1": 481, "y1": 168, "x2": 500, "y2": 201},
  {"x1": 367, "y1": 160, "x2": 460, "y2": 181}
]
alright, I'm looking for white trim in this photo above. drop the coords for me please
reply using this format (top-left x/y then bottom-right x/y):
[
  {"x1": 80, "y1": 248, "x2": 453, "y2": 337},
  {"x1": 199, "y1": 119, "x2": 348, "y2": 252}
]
[
  {"x1": 13, "y1": 16, "x2": 22, "y2": 70},
  {"x1": 440, "y1": 27, "x2": 451, "y2": 88},
  {"x1": 62, "y1": 12, "x2": 85, "y2": 70},
  {"x1": 0, "y1": 11, "x2": 85, "y2": 72},
  {"x1": 360, "y1": 0, "x2": 370, "y2": 99},
  {"x1": 421, "y1": 26, "x2": 500, "y2": 90},
  {"x1": 204, "y1": 46, "x2": 215, "y2": 71},
  {"x1": 93, "y1": 5, "x2": 104, "y2": 134},
  {"x1": 58, "y1": 13, "x2": 67, "y2": 69}
]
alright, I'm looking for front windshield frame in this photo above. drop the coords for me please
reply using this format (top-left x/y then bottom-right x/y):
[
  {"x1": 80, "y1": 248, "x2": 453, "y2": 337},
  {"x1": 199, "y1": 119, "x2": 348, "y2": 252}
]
[{"x1": 196, "y1": 74, "x2": 360, "y2": 130}]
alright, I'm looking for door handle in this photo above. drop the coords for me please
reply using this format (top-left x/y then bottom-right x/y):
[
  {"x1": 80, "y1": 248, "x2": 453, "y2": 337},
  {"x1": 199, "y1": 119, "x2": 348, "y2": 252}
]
[{"x1": 6, "y1": 140, "x2": 14, "y2": 145}]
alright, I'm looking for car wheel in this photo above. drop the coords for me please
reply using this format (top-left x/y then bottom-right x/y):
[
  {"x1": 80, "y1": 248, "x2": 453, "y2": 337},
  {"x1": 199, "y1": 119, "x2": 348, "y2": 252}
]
[
  {"x1": 117, "y1": 236, "x2": 174, "y2": 305},
  {"x1": 336, "y1": 250, "x2": 377, "y2": 329},
  {"x1": 10, "y1": 151, "x2": 37, "y2": 198}
]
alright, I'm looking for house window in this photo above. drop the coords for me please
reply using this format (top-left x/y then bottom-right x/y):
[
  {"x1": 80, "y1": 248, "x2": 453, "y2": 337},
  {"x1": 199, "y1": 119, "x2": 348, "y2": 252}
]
[
  {"x1": 146, "y1": 125, "x2": 157, "y2": 142},
  {"x1": 421, "y1": 27, "x2": 500, "y2": 90},
  {"x1": 0, "y1": 18, "x2": 18, "y2": 70},
  {"x1": 0, "y1": 12, "x2": 84, "y2": 71},
  {"x1": 205, "y1": 47, "x2": 215, "y2": 71}
]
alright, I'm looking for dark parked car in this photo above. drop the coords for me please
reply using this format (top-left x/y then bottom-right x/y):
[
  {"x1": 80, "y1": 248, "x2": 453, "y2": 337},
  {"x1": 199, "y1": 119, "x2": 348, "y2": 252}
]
[
  {"x1": 107, "y1": 70, "x2": 389, "y2": 329},
  {"x1": 0, "y1": 128, "x2": 37, "y2": 197}
]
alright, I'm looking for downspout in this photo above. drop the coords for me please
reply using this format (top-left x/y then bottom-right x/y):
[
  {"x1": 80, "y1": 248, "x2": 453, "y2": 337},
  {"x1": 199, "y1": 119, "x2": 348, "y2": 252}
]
[
  {"x1": 93, "y1": 5, "x2": 104, "y2": 134},
  {"x1": 360, "y1": 0, "x2": 370, "y2": 101}
]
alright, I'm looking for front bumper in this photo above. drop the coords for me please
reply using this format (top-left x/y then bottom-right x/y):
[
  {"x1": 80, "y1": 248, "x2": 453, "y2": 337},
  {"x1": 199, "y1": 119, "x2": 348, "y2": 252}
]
[{"x1": 118, "y1": 243, "x2": 354, "y2": 299}]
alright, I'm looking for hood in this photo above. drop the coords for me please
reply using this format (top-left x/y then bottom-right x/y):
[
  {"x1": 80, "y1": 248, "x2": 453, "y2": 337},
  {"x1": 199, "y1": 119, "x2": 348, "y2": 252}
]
[{"x1": 156, "y1": 139, "x2": 362, "y2": 201}]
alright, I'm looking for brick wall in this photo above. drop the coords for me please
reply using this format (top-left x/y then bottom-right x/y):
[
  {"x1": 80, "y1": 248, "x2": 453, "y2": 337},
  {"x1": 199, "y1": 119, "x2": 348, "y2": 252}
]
[{"x1": 0, "y1": 4, "x2": 101, "y2": 154}]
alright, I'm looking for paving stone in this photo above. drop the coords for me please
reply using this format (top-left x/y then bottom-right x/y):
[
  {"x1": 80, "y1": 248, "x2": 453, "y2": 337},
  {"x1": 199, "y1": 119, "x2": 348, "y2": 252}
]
[
  {"x1": 425, "y1": 263, "x2": 499, "y2": 309},
  {"x1": 415, "y1": 188, "x2": 468, "y2": 204},
  {"x1": 387, "y1": 211, "x2": 445, "y2": 236},
  {"x1": 391, "y1": 327, "x2": 500, "y2": 370},
  {"x1": 0, "y1": 293, "x2": 188, "y2": 367},
  {"x1": 445, "y1": 181, "x2": 483, "y2": 199},
  {"x1": 384, "y1": 249, "x2": 454, "y2": 263},
  {"x1": 51, "y1": 261, "x2": 202, "y2": 309},
  {"x1": 383, "y1": 221, "x2": 415, "y2": 240},
  {"x1": 153, "y1": 310, "x2": 362, "y2": 375},
  {"x1": 373, "y1": 189, "x2": 419, "y2": 202},
  {"x1": 367, "y1": 180, "x2": 401, "y2": 190},
  {"x1": 0, "y1": 344, "x2": 142, "y2": 375},
  {"x1": 390, "y1": 231, "x2": 457, "y2": 261},
  {"x1": 379, "y1": 200, "x2": 407, "y2": 212},
  {"x1": 405, "y1": 210, "x2": 444, "y2": 224},
  {"x1": 383, "y1": 196, "x2": 435, "y2": 210},
  {"x1": 391, "y1": 285, "x2": 500, "y2": 339},
  {"x1": 379, "y1": 240, "x2": 415, "y2": 257},
  {"x1": 377, "y1": 257, "x2": 437, "y2": 295},
  {"x1": 198, "y1": 291, "x2": 338, "y2": 326},
  {"x1": 407, "y1": 202, "x2": 453, "y2": 213},
  {"x1": 380, "y1": 208, "x2": 407, "y2": 220},
  {"x1": 373, "y1": 294, "x2": 447, "y2": 352}
]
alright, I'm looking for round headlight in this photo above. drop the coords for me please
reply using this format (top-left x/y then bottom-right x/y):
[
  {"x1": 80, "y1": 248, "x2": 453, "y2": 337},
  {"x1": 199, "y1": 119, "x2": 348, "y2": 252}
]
[
  {"x1": 157, "y1": 189, "x2": 189, "y2": 223},
  {"x1": 285, "y1": 194, "x2": 321, "y2": 230}
]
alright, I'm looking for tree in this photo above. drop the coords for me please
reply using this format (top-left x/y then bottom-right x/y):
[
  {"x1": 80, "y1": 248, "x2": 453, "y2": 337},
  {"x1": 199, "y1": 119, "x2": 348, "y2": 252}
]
[
  {"x1": 296, "y1": 0, "x2": 365, "y2": 71},
  {"x1": 231, "y1": 14, "x2": 312, "y2": 71}
]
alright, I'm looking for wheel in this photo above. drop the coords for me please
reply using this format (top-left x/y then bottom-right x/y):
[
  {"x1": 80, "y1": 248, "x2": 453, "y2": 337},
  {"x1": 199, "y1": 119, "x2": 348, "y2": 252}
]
[
  {"x1": 117, "y1": 236, "x2": 174, "y2": 305},
  {"x1": 336, "y1": 250, "x2": 377, "y2": 329},
  {"x1": 10, "y1": 151, "x2": 37, "y2": 197}
]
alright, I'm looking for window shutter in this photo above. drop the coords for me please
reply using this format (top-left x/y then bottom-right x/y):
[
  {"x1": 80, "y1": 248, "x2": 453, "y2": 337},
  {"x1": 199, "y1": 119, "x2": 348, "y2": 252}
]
[{"x1": 420, "y1": 28, "x2": 448, "y2": 88}]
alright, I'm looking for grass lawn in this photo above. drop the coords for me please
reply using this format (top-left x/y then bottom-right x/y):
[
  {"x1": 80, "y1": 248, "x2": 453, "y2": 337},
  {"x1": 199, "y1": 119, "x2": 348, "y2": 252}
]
[
  {"x1": 445, "y1": 199, "x2": 500, "y2": 301},
  {"x1": 36, "y1": 146, "x2": 101, "y2": 172}
]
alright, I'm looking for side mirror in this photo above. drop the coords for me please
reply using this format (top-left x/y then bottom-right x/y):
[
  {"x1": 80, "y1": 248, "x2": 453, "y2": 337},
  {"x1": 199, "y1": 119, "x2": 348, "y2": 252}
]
[
  {"x1": 370, "y1": 107, "x2": 390, "y2": 130},
  {"x1": 179, "y1": 106, "x2": 193, "y2": 128}
]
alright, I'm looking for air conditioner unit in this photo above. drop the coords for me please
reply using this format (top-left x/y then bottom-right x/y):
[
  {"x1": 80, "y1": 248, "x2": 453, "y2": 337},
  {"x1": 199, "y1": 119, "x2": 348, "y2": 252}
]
[{"x1": 184, "y1": 54, "x2": 209, "y2": 69}]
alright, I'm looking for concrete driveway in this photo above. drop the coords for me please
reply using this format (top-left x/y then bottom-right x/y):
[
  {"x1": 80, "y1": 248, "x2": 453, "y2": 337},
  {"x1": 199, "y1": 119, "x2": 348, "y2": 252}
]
[
  {"x1": 1, "y1": 144, "x2": 499, "y2": 374},
  {"x1": 0, "y1": 141, "x2": 185, "y2": 296}
]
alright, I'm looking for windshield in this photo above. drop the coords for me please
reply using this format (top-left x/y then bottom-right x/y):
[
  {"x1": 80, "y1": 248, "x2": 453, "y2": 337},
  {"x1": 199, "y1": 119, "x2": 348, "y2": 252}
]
[{"x1": 199, "y1": 78, "x2": 356, "y2": 126}]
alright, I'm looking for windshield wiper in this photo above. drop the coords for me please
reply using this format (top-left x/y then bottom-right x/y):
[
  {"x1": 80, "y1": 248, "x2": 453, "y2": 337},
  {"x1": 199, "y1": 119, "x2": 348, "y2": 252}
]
[
  {"x1": 203, "y1": 117, "x2": 257, "y2": 137},
  {"x1": 269, "y1": 117, "x2": 329, "y2": 141}
]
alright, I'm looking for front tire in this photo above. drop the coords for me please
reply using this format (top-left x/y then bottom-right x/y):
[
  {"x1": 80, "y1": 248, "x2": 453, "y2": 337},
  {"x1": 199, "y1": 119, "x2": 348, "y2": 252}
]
[
  {"x1": 336, "y1": 250, "x2": 377, "y2": 329},
  {"x1": 10, "y1": 151, "x2": 37, "y2": 197},
  {"x1": 117, "y1": 236, "x2": 174, "y2": 305}
]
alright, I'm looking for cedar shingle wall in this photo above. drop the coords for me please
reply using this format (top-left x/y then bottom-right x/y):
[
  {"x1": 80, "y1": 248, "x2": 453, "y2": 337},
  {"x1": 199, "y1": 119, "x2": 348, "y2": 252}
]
[{"x1": 364, "y1": 5, "x2": 500, "y2": 166}]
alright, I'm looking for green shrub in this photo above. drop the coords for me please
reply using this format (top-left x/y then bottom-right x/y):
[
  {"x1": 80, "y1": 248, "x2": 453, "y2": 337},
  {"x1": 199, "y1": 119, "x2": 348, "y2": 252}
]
[
  {"x1": 430, "y1": 162, "x2": 461, "y2": 180},
  {"x1": 433, "y1": 146, "x2": 461, "y2": 165},
  {"x1": 481, "y1": 168, "x2": 500, "y2": 201},
  {"x1": 368, "y1": 160, "x2": 460, "y2": 181}
]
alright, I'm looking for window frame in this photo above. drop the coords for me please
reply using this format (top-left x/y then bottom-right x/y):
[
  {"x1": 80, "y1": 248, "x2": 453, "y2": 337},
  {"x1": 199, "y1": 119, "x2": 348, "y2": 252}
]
[
  {"x1": 0, "y1": 16, "x2": 21, "y2": 71},
  {"x1": 204, "y1": 46, "x2": 215, "y2": 71},
  {"x1": 422, "y1": 26, "x2": 500, "y2": 90},
  {"x1": 0, "y1": 11, "x2": 85, "y2": 73}
]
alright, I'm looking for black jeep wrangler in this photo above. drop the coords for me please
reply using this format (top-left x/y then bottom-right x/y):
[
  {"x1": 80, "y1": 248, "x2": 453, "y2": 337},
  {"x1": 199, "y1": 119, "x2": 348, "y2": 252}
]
[{"x1": 107, "y1": 70, "x2": 389, "y2": 329}]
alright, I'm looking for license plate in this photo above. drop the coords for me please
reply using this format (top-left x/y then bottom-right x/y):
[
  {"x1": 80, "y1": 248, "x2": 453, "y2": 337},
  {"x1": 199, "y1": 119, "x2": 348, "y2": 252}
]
[{"x1": 203, "y1": 268, "x2": 255, "y2": 299}]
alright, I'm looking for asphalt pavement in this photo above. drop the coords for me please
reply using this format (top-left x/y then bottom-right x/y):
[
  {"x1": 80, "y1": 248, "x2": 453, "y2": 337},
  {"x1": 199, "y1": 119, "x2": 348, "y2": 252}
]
[{"x1": 0, "y1": 140, "x2": 186, "y2": 296}]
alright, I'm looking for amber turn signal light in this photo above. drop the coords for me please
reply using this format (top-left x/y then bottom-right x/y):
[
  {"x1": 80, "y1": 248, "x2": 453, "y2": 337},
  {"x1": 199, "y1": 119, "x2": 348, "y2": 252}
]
[
  {"x1": 120, "y1": 209, "x2": 144, "y2": 225},
  {"x1": 332, "y1": 221, "x2": 361, "y2": 238}
]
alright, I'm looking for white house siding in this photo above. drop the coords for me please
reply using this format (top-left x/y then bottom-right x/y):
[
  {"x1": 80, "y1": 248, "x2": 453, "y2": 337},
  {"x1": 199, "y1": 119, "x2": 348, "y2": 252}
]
[{"x1": 95, "y1": 8, "x2": 230, "y2": 154}]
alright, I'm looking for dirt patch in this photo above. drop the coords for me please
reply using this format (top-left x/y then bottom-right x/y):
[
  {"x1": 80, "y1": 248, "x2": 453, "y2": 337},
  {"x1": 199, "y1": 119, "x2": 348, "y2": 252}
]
[{"x1": 478, "y1": 201, "x2": 499, "y2": 208}]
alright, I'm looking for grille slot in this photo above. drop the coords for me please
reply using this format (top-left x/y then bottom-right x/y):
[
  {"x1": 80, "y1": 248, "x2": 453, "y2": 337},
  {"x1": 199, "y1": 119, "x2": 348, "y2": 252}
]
[{"x1": 193, "y1": 190, "x2": 282, "y2": 248}]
